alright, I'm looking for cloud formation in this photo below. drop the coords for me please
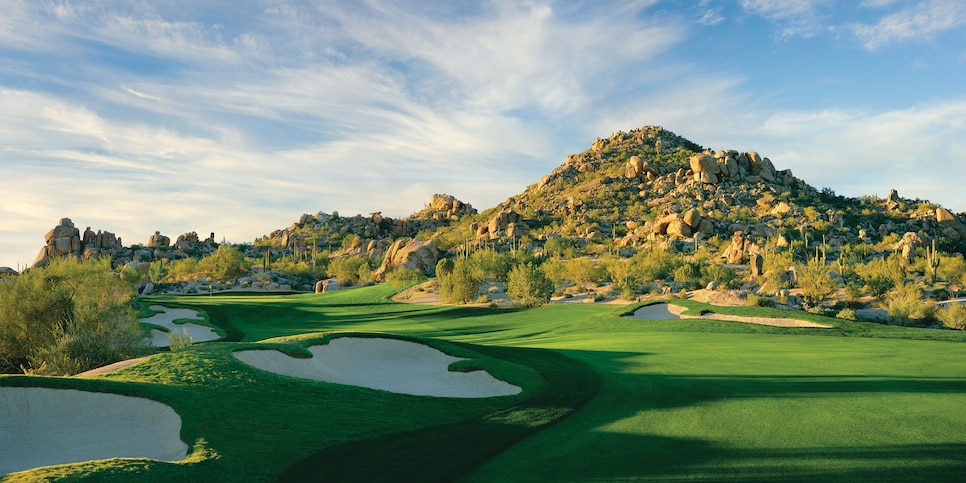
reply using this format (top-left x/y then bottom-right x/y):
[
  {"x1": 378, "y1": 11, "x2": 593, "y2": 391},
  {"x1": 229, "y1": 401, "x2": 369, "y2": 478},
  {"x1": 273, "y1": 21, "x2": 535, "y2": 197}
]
[{"x1": 1, "y1": 1, "x2": 966, "y2": 266}]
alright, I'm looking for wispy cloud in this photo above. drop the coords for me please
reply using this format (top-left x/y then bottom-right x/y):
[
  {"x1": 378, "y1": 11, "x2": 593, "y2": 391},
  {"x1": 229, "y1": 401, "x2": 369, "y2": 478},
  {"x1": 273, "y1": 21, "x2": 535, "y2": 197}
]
[
  {"x1": 851, "y1": 0, "x2": 966, "y2": 49},
  {"x1": 738, "y1": 0, "x2": 833, "y2": 37}
]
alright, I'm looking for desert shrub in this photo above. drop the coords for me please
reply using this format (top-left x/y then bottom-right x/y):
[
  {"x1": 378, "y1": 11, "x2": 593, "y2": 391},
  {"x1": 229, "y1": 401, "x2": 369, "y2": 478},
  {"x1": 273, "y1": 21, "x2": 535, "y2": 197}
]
[
  {"x1": 566, "y1": 257, "x2": 603, "y2": 290},
  {"x1": 886, "y1": 283, "x2": 934, "y2": 326},
  {"x1": 746, "y1": 294, "x2": 776, "y2": 307},
  {"x1": 603, "y1": 256, "x2": 640, "y2": 294},
  {"x1": 937, "y1": 254, "x2": 966, "y2": 284},
  {"x1": 758, "y1": 250, "x2": 795, "y2": 294},
  {"x1": 469, "y1": 249, "x2": 513, "y2": 281},
  {"x1": 700, "y1": 263, "x2": 739, "y2": 290},
  {"x1": 0, "y1": 257, "x2": 146, "y2": 375},
  {"x1": 856, "y1": 255, "x2": 905, "y2": 289},
  {"x1": 541, "y1": 258, "x2": 568, "y2": 286},
  {"x1": 197, "y1": 245, "x2": 249, "y2": 281},
  {"x1": 435, "y1": 258, "x2": 454, "y2": 278},
  {"x1": 166, "y1": 257, "x2": 201, "y2": 281},
  {"x1": 836, "y1": 308, "x2": 858, "y2": 320},
  {"x1": 796, "y1": 257, "x2": 839, "y2": 307},
  {"x1": 167, "y1": 328, "x2": 193, "y2": 351},
  {"x1": 439, "y1": 258, "x2": 483, "y2": 304},
  {"x1": 936, "y1": 303, "x2": 966, "y2": 330},
  {"x1": 329, "y1": 256, "x2": 369, "y2": 286},
  {"x1": 633, "y1": 247, "x2": 680, "y2": 282},
  {"x1": 543, "y1": 237, "x2": 577, "y2": 259},
  {"x1": 673, "y1": 261, "x2": 705, "y2": 290},
  {"x1": 386, "y1": 267, "x2": 426, "y2": 290},
  {"x1": 506, "y1": 263, "x2": 555, "y2": 307}
]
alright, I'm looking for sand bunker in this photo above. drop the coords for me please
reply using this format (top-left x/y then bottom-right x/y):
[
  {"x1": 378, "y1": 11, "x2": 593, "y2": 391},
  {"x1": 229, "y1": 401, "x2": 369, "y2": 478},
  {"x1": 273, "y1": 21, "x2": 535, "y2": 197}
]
[
  {"x1": 233, "y1": 337, "x2": 522, "y2": 398},
  {"x1": 0, "y1": 387, "x2": 188, "y2": 475},
  {"x1": 631, "y1": 303, "x2": 830, "y2": 328},
  {"x1": 142, "y1": 305, "x2": 220, "y2": 347}
]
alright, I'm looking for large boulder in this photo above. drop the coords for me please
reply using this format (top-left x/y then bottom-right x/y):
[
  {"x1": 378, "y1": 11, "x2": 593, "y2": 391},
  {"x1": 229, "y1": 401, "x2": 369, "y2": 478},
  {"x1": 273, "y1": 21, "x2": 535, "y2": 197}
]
[
  {"x1": 32, "y1": 218, "x2": 82, "y2": 267},
  {"x1": 374, "y1": 238, "x2": 439, "y2": 280},
  {"x1": 894, "y1": 232, "x2": 924, "y2": 266},
  {"x1": 148, "y1": 231, "x2": 171, "y2": 247},
  {"x1": 690, "y1": 153, "x2": 720, "y2": 184}
]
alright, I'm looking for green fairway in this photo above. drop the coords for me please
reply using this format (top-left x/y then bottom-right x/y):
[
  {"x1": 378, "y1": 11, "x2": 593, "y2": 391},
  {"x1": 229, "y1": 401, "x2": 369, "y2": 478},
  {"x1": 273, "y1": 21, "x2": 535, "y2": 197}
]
[{"x1": 3, "y1": 286, "x2": 966, "y2": 481}]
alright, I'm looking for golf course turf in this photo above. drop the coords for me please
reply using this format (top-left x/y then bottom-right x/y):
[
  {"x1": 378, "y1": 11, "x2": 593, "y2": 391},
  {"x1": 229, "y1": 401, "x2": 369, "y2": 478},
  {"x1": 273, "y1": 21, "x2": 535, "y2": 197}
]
[{"x1": 2, "y1": 285, "x2": 966, "y2": 481}]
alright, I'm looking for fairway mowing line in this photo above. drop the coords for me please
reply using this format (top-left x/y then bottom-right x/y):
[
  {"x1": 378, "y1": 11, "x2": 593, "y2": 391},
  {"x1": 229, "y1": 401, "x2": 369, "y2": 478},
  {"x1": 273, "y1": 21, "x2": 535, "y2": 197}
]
[
  {"x1": 233, "y1": 337, "x2": 522, "y2": 398},
  {"x1": 0, "y1": 387, "x2": 189, "y2": 475},
  {"x1": 630, "y1": 303, "x2": 831, "y2": 328}
]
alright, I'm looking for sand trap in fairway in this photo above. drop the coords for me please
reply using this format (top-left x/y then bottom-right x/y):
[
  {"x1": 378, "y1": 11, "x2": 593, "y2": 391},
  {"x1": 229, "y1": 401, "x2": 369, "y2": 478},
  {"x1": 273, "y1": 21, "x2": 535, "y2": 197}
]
[
  {"x1": 631, "y1": 303, "x2": 830, "y2": 328},
  {"x1": 233, "y1": 337, "x2": 522, "y2": 398},
  {"x1": 0, "y1": 387, "x2": 188, "y2": 475},
  {"x1": 142, "y1": 305, "x2": 220, "y2": 347}
]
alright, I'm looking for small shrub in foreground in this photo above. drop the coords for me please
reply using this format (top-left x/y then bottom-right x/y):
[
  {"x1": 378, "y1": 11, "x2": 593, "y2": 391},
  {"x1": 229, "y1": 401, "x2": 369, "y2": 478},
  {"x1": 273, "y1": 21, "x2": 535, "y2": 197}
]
[
  {"x1": 936, "y1": 303, "x2": 966, "y2": 330},
  {"x1": 836, "y1": 308, "x2": 857, "y2": 321}
]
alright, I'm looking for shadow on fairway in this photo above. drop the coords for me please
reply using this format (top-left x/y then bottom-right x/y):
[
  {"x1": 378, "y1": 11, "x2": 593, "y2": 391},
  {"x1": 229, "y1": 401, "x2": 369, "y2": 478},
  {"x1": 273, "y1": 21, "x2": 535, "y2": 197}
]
[
  {"x1": 276, "y1": 344, "x2": 600, "y2": 483},
  {"x1": 465, "y1": 348, "x2": 966, "y2": 482}
]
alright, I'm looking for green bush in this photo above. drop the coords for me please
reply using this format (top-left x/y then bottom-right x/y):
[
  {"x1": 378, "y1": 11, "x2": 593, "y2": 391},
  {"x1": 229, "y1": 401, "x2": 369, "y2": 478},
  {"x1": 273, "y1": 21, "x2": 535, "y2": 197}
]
[
  {"x1": 746, "y1": 294, "x2": 776, "y2": 308},
  {"x1": 385, "y1": 267, "x2": 426, "y2": 290},
  {"x1": 836, "y1": 308, "x2": 858, "y2": 320},
  {"x1": 566, "y1": 257, "x2": 603, "y2": 290},
  {"x1": 329, "y1": 256, "x2": 369, "y2": 286},
  {"x1": 633, "y1": 247, "x2": 680, "y2": 282},
  {"x1": 700, "y1": 263, "x2": 739, "y2": 290},
  {"x1": 198, "y1": 245, "x2": 249, "y2": 281},
  {"x1": 936, "y1": 303, "x2": 966, "y2": 330},
  {"x1": 0, "y1": 257, "x2": 146, "y2": 375},
  {"x1": 506, "y1": 263, "x2": 554, "y2": 307},
  {"x1": 439, "y1": 258, "x2": 483, "y2": 304},
  {"x1": 886, "y1": 283, "x2": 934, "y2": 326},
  {"x1": 435, "y1": 258, "x2": 454, "y2": 278},
  {"x1": 796, "y1": 257, "x2": 839, "y2": 307}
]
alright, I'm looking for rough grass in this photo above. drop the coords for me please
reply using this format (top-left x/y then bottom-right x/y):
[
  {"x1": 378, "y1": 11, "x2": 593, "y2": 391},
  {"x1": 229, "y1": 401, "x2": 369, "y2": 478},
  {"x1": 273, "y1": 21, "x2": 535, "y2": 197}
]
[{"x1": 4, "y1": 286, "x2": 966, "y2": 481}]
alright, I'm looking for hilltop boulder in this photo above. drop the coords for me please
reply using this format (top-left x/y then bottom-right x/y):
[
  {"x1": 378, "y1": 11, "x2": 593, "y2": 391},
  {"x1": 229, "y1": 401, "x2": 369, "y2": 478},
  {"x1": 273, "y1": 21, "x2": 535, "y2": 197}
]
[
  {"x1": 32, "y1": 218, "x2": 82, "y2": 267},
  {"x1": 148, "y1": 231, "x2": 171, "y2": 248}
]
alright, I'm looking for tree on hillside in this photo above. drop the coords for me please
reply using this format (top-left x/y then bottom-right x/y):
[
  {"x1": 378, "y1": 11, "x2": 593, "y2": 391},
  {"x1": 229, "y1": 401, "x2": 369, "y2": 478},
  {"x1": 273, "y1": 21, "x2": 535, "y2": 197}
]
[
  {"x1": 198, "y1": 244, "x2": 248, "y2": 281},
  {"x1": 439, "y1": 258, "x2": 483, "y2": 304},
  {"x1": 506, "y1": 263, "x2": 554, "y2": 307},
  {"x1": 0, "y1": 257, "x2": 146, "y2": 375}
]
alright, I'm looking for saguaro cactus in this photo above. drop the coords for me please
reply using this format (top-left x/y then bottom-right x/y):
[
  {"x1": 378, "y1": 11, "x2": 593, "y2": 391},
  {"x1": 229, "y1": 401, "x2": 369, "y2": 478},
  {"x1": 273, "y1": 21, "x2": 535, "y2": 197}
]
[{"x1": 927, "y1": 239, "x2": 941, "y2": 286}]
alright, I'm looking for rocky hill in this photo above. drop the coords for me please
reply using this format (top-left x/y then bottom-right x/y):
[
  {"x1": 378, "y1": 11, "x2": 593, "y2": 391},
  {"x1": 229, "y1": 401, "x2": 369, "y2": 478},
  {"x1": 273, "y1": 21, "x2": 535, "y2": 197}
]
[
  {"x1": 22, "y1": 125, "x2": 966, "y2": 286},
  {"x1": 447, "y1": 125, "x2": 966, "y2": 263}
]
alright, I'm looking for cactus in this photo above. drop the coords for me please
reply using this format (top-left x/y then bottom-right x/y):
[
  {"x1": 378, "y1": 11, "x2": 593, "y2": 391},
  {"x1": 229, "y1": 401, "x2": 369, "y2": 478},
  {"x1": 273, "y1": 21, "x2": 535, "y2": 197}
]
[{"x1": 927, "y1": 239, "x2": 941, "y2": 285}]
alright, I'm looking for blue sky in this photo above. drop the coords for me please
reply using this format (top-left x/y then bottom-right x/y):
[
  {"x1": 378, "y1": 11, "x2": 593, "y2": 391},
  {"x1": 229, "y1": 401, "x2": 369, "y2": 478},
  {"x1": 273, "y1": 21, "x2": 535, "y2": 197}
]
[{"x1": 2, "y1": 0, "x2": 966, "y2": 268}]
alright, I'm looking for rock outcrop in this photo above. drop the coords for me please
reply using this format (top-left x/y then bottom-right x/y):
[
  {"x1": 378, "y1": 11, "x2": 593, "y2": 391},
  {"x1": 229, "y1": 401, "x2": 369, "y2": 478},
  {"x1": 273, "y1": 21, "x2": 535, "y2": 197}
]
[
  {"x1": 148, "y1": 231, "x2": 171, "y2": 247},
  {"x1": 32, "y1": 218, "x2": 82, "y2": 267},
  {"x1": 374, "y1": 238, "x2": 439, "y2": 280}
]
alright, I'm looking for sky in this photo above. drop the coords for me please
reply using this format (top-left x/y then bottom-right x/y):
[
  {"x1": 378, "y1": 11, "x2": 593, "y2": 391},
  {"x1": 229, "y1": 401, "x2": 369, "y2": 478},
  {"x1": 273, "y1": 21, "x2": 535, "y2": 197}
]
[{"x1": 2, "y1": 0, "x2": 966, "y2": 268}]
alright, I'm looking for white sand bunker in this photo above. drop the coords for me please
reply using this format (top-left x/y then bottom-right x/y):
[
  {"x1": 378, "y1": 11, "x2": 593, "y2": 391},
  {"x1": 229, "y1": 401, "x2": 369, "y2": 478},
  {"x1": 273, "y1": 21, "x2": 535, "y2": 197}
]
[
  {"x1": 631, "y1": 303, "x2": 830, "y2": 328},
  {"x1": 142, "y1": 305, "x2": 220, "y2": 347},
  {"x1": 233, "y1": 337, "x2": 522, "y2": 398},
  {"x1": 0, "y1": 387, "x2": 188, "y2": 475}
]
